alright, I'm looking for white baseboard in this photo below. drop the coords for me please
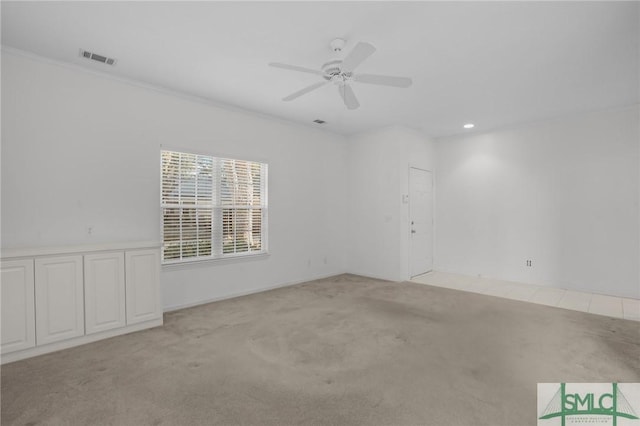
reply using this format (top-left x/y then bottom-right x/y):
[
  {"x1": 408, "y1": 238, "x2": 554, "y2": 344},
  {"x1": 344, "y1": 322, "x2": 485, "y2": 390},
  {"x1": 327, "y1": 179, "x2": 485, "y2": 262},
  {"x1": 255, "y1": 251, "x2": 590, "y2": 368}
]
[
  {"x1": 1, "y1": 317, "x2": 163, "y2": 365},
  {"x1": 163, "y1": 270, "x2": 348, "y2": 313}
]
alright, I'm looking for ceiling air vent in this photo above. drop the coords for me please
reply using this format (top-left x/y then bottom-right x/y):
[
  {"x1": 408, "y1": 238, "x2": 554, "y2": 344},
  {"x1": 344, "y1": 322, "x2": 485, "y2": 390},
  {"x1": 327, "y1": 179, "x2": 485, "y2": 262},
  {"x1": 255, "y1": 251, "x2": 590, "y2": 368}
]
[
  {"x1": 313, "y1": 119, "x2": 326, "y2": 124},
  {"x1": 79, "y1": 49, "x2": 117, "y2": 66}
]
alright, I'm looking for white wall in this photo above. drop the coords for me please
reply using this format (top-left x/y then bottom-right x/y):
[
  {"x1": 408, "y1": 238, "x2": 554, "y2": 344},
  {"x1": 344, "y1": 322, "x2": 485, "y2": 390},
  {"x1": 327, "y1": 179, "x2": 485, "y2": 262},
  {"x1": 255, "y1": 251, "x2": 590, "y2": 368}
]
[
  {"x1": 435, "y1": 106, "x2": 640, "y2": 298},
  {"x1": 347, "y1": 126, "x2": 435, "y2": 282},
  {"x1": 3, "y1": 50, "x2": 637, "y2": 306},
  {"x1": 1, "y1": 51, "x2": 349, "y2": 310}
]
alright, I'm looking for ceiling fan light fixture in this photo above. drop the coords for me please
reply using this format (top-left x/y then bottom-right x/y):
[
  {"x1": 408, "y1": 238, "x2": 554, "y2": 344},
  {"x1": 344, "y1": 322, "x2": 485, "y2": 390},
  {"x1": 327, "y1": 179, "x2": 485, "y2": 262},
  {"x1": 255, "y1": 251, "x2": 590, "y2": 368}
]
[{"x1": 270, "y1": 39, "x2": 412, "y2": 110}]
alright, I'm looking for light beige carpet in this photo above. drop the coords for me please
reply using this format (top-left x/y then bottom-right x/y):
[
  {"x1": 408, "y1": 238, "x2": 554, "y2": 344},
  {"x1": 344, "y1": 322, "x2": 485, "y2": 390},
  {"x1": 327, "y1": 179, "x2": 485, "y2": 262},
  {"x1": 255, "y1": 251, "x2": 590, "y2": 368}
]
[{"x1": 2, "y1": 274, "x2": 639, "y2": 425}]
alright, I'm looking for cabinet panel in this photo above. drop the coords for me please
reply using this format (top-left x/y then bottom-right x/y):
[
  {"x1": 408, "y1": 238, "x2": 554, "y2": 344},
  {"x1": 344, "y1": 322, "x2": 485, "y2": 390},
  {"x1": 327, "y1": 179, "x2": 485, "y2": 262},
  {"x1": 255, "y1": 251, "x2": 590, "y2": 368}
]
[
  {"x1": 84, "y1": 252, "x2": 126, "y2": 334},
  {"x1": 35, "y1": 255, "x2": 84, "y2": 345},
  {"x1": 1, "y1": 259, "x2": 36, "y2": 354},
  {"x1": 125, "y1": 249, "x2": 162, "y2": 325}
]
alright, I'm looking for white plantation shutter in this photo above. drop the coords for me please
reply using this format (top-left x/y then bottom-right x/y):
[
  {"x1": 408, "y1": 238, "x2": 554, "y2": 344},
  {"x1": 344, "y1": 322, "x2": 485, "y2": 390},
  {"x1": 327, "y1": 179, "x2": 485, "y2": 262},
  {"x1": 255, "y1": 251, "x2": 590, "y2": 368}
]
[{"x1": 161, "y1": 150, "x2": 267, "y2": 263}]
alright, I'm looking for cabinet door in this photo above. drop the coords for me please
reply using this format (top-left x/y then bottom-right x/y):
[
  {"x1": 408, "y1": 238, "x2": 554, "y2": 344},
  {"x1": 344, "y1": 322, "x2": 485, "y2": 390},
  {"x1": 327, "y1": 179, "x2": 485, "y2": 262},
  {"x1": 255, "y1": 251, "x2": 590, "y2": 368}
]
[
  {"x1": 84, "y1": 252, "x2": 126, "y2": 335},
  {"x1": 125, "y1": 249, "x2": 162, "y2": 325},
  {"x1": 1, "y1": 259, "x2": 36, "y2": 354},
  {"x1": 35, "y1": 255, "x2": 84, "y2": 345}
]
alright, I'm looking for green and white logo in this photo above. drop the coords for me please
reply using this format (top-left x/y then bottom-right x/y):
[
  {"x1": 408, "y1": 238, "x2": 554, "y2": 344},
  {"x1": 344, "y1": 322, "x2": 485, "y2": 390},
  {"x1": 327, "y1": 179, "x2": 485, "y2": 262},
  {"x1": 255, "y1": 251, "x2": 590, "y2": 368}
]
[{"x1": 538, "y1": 383, "x2": 640, "y2": 426}]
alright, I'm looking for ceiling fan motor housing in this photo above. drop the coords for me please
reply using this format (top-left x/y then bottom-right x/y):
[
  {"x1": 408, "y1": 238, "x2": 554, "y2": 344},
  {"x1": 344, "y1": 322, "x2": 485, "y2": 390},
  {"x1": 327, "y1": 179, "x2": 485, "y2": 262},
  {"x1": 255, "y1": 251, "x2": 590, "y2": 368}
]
[{"x1": 322, "y1": 59, "x2": 342, "y2": 76}]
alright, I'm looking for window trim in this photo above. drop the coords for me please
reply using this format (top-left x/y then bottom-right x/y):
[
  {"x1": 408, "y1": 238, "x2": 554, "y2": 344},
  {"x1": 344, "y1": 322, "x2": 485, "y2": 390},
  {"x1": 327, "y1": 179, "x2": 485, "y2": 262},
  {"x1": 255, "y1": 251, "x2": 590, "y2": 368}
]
[{"x1": 160, "y1": 147, "x2": 268, "y2": 265}]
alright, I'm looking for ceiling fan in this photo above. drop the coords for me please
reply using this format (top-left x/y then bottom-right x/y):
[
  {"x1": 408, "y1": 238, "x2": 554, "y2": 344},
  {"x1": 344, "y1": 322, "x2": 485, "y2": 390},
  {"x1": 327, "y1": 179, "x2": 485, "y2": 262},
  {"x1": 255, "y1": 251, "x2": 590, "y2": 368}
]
[{"x1": 269, "y1": 38, "x2": 412, "y2": 110}]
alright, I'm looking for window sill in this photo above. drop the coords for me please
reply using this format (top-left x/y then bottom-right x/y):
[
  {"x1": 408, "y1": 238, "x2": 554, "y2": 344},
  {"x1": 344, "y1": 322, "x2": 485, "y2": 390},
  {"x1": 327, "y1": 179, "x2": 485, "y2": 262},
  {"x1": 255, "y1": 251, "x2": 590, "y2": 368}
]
[{"x1": 161, "y1": 251, "x2": 270, "y2": 270}]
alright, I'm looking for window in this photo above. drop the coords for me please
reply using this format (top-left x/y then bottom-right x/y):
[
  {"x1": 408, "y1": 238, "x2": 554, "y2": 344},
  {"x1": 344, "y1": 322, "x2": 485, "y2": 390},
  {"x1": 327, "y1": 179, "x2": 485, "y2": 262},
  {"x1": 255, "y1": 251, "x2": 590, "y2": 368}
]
[{"x1": 161, "y1": 150, "x2": 268, "y2": 264}]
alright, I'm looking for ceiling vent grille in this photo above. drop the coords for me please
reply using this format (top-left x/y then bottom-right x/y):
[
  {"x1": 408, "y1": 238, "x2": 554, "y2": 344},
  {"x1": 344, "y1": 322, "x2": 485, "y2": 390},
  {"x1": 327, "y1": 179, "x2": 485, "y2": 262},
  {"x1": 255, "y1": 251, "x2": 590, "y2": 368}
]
[{"x1": 79, "y1": 49, "x2": 117, "y2": 66}]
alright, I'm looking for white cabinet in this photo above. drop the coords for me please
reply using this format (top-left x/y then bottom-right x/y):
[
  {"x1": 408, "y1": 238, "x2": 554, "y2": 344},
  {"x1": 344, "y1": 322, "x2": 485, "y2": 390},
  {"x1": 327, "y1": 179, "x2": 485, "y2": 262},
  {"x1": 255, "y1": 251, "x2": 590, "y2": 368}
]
[
  {"x1": 1, "y1": 242, "x2": 162, "y2": 364},
  {"x1": 35, "y1": 255, "x2": 85, "y2": 345},
  {"x1": 84, "y1": 251, "x2": 126, "y2": 334},
  {"x1": 1, "y1": 259, "x2": 36, "y2": 354},
  {"x1": 125, "y1": 249, "x2": 162, "y2": 325}
]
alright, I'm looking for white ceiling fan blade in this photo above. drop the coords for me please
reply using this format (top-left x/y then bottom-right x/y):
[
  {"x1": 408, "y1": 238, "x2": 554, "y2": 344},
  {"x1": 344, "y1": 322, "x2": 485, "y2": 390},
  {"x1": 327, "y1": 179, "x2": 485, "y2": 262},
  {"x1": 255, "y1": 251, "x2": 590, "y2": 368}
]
[
  {"x1": 269, "y1": 62, "x2": 324, "y2": 76},
  {"x1": 339, "y1": 84, "x2": 360, "y2": 110},
  {"x1": 353, "y1": 73, "x2": 413, "y2": 88},
  {"x1": 283, "y1": 81, "x2": 329, "y2": 101},
  {"x1": 341, "y1": 42, "x2": 376, "y2": 73}
]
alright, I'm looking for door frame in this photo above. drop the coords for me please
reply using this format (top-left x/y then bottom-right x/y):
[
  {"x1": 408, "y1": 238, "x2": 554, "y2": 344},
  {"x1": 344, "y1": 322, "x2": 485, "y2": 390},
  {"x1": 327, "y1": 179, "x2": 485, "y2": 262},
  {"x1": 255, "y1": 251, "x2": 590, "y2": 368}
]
[{"x1": 408, "y1": 166, "x2": 434, "y2": 278}]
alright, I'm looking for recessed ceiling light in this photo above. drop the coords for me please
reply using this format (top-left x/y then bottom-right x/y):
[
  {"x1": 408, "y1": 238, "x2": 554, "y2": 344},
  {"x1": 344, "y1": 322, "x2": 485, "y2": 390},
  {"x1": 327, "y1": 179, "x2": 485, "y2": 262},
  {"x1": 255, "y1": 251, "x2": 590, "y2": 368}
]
[{"x1": 463, "y1": 123, "x2": 475, "y2": 129}]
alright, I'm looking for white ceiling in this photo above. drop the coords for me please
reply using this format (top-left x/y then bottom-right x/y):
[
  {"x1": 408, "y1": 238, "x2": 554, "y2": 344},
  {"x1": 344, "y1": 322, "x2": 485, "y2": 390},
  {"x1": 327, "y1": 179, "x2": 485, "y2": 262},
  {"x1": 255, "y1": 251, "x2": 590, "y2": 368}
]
[{"x1": 2, "y1": 1, "x2": 638, "y2": 137}]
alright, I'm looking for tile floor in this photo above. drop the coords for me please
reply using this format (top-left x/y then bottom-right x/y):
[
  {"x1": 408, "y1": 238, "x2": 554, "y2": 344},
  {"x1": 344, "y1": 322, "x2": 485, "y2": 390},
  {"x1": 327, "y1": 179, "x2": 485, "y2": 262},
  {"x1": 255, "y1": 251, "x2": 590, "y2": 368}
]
[{"x1": 411, "y1": 271, "x2": 640, "y2": 321}]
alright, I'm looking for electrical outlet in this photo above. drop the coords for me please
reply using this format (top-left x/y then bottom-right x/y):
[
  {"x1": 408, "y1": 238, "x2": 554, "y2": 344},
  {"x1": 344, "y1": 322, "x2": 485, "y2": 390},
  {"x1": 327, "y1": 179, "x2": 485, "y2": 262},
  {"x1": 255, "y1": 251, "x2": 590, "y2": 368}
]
[{"x1": 526, "y1": 259, "x2": 533, "y2": 267}]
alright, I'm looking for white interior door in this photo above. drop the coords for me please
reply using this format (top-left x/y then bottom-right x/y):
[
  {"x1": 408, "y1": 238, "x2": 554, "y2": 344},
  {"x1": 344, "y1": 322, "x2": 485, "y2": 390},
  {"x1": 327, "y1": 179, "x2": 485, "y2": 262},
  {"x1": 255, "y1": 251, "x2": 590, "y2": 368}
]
[{"x1": 409, "y1": 168, "x2": 433, "y2": 277}]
